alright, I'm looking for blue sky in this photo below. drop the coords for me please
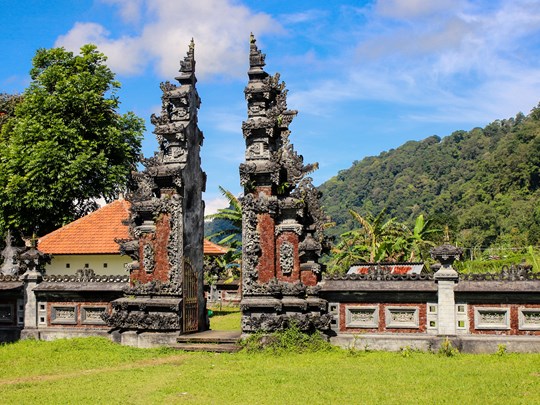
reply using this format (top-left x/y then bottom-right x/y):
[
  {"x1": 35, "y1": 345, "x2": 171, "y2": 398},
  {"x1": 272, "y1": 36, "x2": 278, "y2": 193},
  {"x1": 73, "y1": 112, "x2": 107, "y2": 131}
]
[{"x1": 2, "y1": 0, "x2": 540, "y2": 214}]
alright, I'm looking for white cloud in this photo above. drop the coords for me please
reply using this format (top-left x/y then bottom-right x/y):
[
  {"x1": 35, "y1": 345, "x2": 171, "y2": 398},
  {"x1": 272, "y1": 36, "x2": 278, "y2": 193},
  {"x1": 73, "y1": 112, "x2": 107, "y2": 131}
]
[
  {"x1": 55, "y1": 0, "x2": 281, "y2": 78},
  {"x1": 375, "y1": 0, "x2": 463, "y2": 20},
  {"x1": 55, "y1": 23, "x2": 146, "y2": 75},
  {"x1": 289, "y1": 0, "x2": 540, "y2": 127},
  {"x1": 203, "y1": 196, "x2": 230, "y2": 216},
  {"x1": 100, "y1": 0, "x2": 144, "y2": 24}
]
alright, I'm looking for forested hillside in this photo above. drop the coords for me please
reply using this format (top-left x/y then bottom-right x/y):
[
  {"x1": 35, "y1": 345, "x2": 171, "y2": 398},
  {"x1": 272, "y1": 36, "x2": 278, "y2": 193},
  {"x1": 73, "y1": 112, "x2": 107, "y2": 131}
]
[{"x1": 319, "y1": 104, "x2": 540, "y2": 250}]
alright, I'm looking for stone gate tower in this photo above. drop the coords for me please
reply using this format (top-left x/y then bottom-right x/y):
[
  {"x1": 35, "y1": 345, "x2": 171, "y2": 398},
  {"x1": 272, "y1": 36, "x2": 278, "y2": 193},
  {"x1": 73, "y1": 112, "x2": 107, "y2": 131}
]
[
  {"x1": 240, "y1": 35, "x2": 331, "y2": 333},
  {"x1": 103, "y1": 41, "x2": 207, "y2": 345}
]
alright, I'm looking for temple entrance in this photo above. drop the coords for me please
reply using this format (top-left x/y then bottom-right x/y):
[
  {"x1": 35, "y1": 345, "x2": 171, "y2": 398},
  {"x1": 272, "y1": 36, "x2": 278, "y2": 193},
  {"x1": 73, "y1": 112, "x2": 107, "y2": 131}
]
[{"x1": 183, "y1": 259, "x2": 199, "y2": 333}]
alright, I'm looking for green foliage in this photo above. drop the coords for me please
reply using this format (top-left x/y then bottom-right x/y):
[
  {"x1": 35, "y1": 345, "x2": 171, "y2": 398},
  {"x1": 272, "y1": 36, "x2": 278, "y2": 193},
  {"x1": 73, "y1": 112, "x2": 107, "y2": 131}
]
[
  {"x1": 0, "y1": 93, "x2": 23, "y2": 136},
  {"x1": 205, "y1": 186, "x2": 242, "y2": 242},
  {"x1": 0, "y1": 45, "x2": 144, "y2": 237},
  {"x1": 438, "y1": 337, "x2": 459, "y2": 357},
  {"x1": 319, "y1": 106, "x2": 540, "y2": 252},
  {"x1": 241, "y1": 324, "x2": 335, "y2": 354},
  {"x1": 204, "y1": 186, "x2": 243, "y2": 280},
  {"x1": 496, "y1": 344, "x2": 507, "y2": 356},
  {"x1": 326, "y1": 209, "x2": 440, "y2": 274}
]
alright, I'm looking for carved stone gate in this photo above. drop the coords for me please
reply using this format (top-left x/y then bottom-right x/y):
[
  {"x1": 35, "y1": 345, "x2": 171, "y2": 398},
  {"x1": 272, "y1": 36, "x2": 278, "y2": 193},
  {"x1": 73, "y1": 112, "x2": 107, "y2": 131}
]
[
  {"x1": 103, "y1": 41, "x2": 207, "y2": 344},
  {"x1": 239, "y1": 35, "x2": 331, "y2": 333}
]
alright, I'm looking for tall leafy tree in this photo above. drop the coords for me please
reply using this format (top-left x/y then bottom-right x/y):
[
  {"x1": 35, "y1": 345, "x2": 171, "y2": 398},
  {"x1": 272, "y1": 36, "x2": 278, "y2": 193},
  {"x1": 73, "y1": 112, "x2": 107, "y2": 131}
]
[{"x1": 0, "y1": 45, "x2": 144, "y2": 236}]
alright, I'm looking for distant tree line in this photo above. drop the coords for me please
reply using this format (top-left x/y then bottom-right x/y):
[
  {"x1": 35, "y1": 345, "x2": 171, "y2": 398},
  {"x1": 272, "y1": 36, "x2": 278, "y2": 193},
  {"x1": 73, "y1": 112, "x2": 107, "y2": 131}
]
[{"x1": 319, "y1": 104, "x2": 540, "y2": 251}]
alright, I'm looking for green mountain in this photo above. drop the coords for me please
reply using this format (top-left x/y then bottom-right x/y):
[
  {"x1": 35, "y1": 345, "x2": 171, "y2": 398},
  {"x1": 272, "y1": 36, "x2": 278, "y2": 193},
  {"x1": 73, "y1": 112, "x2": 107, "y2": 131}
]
[{"x1": 319, "y1": 104, "x2": 540, "y2": 250}]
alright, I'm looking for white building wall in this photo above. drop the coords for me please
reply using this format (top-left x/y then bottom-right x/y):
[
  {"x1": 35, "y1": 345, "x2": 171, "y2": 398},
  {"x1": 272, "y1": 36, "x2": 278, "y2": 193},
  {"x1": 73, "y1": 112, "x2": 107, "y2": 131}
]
[{"x1": 44, "y1": 254, "x2": 129, "y2": 276}]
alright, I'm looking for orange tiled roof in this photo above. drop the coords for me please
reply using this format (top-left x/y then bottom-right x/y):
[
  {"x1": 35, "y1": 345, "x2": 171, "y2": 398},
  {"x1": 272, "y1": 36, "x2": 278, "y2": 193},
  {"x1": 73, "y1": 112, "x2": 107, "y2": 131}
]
[
  {"x1": 39, "y1": 199, "x2": 228, "y2": 256},
  {"x1": 203, "y1": 239, "x2": 229, "y2": 256},
  {"x1": 39, "y1": 199, "x2": 131, "y2": 254}
]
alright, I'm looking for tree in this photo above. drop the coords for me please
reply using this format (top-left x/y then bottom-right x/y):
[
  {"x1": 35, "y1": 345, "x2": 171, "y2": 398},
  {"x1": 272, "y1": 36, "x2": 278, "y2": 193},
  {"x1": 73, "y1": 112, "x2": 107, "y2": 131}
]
[
  {"x1": 204, "y1": 187, "x2": 243, "y2": 281},
  {"x1": 0, "y1": 45, "x2": 144, "y2": 236},
  {"x1": 205, "y1": 186, "x2": 242, "y2": 244},
  {"x1": 0, "y1": 93, "x2": 23, "y2": 136},
  {"x1": 406, "y1": 214, "x2": 440, "y2": 261}
]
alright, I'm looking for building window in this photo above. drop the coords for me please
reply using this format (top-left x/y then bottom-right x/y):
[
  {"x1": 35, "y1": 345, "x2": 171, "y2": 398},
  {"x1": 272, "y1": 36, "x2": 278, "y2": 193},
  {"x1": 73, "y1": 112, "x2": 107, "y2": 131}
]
[
  {"x1": 84, "y1": 263, "x2": 89, "y2": 268},
  {"x1": 103, "y1": 263, "x2": 108, "y2": 268},
  {"x1": 66, "y1": 263, "x2": 70, "y2": 268}
]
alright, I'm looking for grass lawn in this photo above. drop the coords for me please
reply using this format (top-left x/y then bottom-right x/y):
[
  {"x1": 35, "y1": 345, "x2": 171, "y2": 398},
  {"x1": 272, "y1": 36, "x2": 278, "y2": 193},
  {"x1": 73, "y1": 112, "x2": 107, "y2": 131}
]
[
  {"x1": 1, "y1": 337, "x2": 539, "y2": 404},
  {"x1": 208, "y1": 305, "x2": 241, "y2": 331}
]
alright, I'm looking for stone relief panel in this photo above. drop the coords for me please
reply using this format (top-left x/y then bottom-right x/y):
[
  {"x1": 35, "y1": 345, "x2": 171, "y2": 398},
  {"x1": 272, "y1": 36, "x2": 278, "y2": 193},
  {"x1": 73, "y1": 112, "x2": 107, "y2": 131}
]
[
  {"x1": 518, "y1": 308, "x2": 540, "y2": 331},
  {"x1": 143, "y1": 243, "x2": 155, "y2": 274},
  {"x1": 474, "y1": 307, "x2": 510, "y2": 330},
  {"x1": 279, "y1": 241, "x2": 294, "y2": 275},
  {"x1": 81, "y1": 306, "x2": 108, "y2": 325},
  {"x1": 345, "y1": 306, "x2": 378, "y2": 328},
  {"x1": 385, "y1": 307, "x2": 419, "y2": 329},
  {"x1": 51, "y1": 306, "x2": 77, "y2": 325}
]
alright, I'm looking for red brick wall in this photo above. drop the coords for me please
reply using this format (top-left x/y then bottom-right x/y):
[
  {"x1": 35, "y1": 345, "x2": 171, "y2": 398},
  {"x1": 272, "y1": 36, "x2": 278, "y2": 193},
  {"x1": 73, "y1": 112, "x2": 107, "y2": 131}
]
[
  {"x1": 340, "y1": 303, "x2": 427, "y2": 333},
  {"x1": 257, "y1": 213, "x2": 276, "y2": 283},
  {"x1": 131, "y1": 212, "x2": 171, "y2": 284}
]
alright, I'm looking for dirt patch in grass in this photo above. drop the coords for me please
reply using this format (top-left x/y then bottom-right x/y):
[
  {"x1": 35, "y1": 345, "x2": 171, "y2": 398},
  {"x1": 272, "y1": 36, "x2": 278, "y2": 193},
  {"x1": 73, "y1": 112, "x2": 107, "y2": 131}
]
[{"x1": 0, "y1": 353, "x2": 189, "y2": 387}]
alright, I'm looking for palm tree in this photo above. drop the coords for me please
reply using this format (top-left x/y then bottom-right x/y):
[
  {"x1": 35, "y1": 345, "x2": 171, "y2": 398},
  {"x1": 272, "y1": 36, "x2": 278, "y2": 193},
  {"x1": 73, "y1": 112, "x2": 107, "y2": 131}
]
[
  {"x1": 205, "y1": 186, "x2": 242, "y2": 244},
  {"x1": 406, "y1": 214, "x2": 440, "y2": 261},
  {"x1": 348, "y1": 208, "x2": 402, "y2": 262}
]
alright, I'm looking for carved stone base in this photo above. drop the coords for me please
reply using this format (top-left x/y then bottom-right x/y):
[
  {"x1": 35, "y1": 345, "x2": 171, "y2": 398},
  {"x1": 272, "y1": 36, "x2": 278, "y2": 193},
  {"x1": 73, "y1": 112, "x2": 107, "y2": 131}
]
[
  {"x1": 240, "y1": 295, "x2": 331, "y2": 333},
  {"x1": 103, "y1": 296, "x2": 182, "y2": 332}
]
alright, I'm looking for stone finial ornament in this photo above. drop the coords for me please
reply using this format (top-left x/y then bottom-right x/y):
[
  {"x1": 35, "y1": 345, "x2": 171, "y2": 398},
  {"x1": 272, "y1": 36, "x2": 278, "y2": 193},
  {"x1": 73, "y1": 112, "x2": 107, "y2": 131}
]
[
  {"x1": 430, "y1": 227, "x2": 461, "y2": 281},
  {"x1": 0, "y1": 230, "x2": 22, "y2": 276}
]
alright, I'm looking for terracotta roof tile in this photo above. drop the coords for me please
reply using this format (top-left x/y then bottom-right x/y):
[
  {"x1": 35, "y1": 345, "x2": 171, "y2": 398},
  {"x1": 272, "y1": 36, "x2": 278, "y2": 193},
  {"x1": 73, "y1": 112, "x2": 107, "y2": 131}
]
[
  {"x1": 39, "y1": 199, "x2": 131, "y2": 254},
  {"x1": 203, "y1": 239, "x2": 229, "y2": 256},
  {"x1": 39, "y1": 199, "x2": 228, "y2": 256}
]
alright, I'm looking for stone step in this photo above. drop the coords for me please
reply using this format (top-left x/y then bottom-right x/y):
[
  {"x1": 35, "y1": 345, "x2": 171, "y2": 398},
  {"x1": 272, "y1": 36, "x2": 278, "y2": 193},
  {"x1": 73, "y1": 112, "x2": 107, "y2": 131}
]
[
  {"x1": 176, "y1": 336, "x2": 240, "y2": 344},
  {"x1": 172, "y1": 342, "x2": 241, "y2": 353},
  {"x1": 175, "y1": 330, "x2": 242, "y2": 352},
  {"x1": 176, "y1": 330, "x2": 241, "y2": 345}
]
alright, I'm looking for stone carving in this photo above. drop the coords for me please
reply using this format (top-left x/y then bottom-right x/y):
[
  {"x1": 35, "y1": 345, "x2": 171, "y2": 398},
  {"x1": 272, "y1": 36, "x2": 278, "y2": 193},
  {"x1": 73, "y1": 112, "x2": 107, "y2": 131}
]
[
  {"x1": 81, "y1": 307, "x2": 106, "y2": 323},
  {"x1": 346, "y1": 307, "x2": 378, "y2": 328},
  {"x1": 142, "y1": 243, "x2": 155, "y2": 273},
  {"x1": 474, "y1": 307, "x2": 509, "y2": 329},
  {"x1": 324, "y1": 268, "x2": 434, "y2": 281},
  {"x1": 101, "y1": 310, "x2": 181, "y2": 330},
  {"x1": 124, "y1": 280, "x2": 181, "y2": 296},
  {"x1": 106, "y1": 40, "x2": 206, "y2": 334},
  {"x1": 519, "y1": 309, "x2": 540, "y2": 330},
  {"x1": 462, "y1": 265, "x2": 538, "y2": 281},
  {"x1": 241, "y1": 312, "x2": 332, "y2": 333},
  {"x1": 1, "y1": 230, "x2": 22, "y2": 276},
  {"x1": 51, "y1": 306, "x2": 77, "y2": 324},
  {"x1": 239, "y1": 35, "x2": 330, "y2": 334},
  {"x1": 279, "y1": 242, "x2": 294, "y2": 275},
  {"x1": 385, "y1": 307, "x2": 419, "y2": 328},
  {"x1": 479, "y1": 312, "x2": 505, "y2": 324},
  {"x1": 42, "y1": 274, "x2": 129, "y2": 283}
]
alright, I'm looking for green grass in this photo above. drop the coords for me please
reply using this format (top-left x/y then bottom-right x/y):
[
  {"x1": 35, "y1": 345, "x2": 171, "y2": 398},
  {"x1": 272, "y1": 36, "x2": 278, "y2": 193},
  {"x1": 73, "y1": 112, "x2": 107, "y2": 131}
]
[
  {"x1": 208, "y1": 305, "x2": 241, "y2": 331},
  {"x1": 1, "y1": 337, "x2": 539, "y2": 404}
]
